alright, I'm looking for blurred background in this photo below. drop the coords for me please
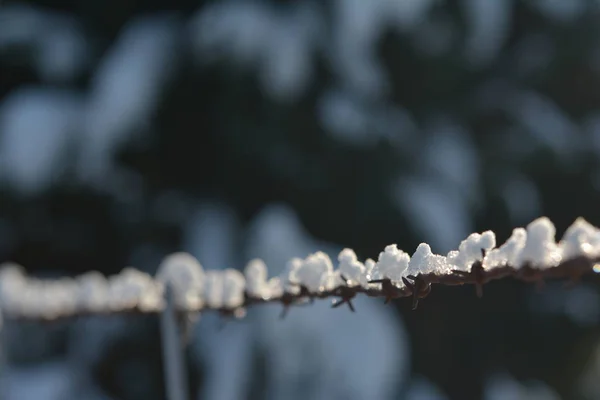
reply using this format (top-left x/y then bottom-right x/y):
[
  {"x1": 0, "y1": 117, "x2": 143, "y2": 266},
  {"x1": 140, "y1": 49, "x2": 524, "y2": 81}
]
[{"x1": 1, "y1": 0, "x2": 600, "y2": 399}]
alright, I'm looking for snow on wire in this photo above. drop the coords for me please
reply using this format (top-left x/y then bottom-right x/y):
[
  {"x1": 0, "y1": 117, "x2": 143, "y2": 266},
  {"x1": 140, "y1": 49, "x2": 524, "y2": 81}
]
[{"x1": 2, "y1": 216, "x2": 600, "y2": 321}]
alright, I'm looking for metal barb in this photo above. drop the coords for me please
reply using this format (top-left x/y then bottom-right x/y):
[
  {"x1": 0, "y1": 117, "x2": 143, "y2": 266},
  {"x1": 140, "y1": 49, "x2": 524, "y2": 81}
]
[
  {"x1": 411, "y1": 297, "x2": 419, "y2": 310},
  {"x1": 331, "y1": 299, "x2": 344, "y2": 308},
  {"x1": 347, "y1": 300, "x2": 355, "y2": 312},
  {"x1": 401, "y1": 277, "x2": 414, "y2": 290},
  {"x1": 331, "y1": 298, "x2": 356, "y2": 312}
]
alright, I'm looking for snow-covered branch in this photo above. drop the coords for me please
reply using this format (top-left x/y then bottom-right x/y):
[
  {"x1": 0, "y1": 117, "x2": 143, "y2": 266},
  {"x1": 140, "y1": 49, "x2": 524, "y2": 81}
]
[{"x1": 1, "y1": 216, "x2": 599, "y2": 322}]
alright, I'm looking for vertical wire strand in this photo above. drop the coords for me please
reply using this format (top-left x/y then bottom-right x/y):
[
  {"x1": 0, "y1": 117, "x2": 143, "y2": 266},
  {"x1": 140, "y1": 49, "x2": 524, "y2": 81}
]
[
  {"x1": 160, "y1": 284, "x2": 189, "y2": 400},
  {"x1": 0, "y1": 308, "x2": 5, "y2": 378}
]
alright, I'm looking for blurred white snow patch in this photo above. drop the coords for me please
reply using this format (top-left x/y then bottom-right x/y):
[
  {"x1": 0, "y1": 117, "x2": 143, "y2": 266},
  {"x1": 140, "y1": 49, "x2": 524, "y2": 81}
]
[
  {"x1": 258, "y1": 3, "x2": 321, "y2": 101},
  {"x1": 406, "y1": 375, "x2": 449, "y2": 400},
  {"x1": 329, "y1": 0, "x2": 388, "y2": 98},
  {"x1": 527, "y1": 0, "x2": 587, "y2": 24},
  {"x1": 505, "y1": 90, "x2": 579, "y2": 163},
  {"x1": 484, "y1": 372, "x2": 561, "y2": 400},
  {"x1": 0, "y1": 87, "x2": 81, "y2": 195},
  {"x1": 329, "y1": 0, "x2": 436, "y2": 97},
  {"x1": 246, "y1": 202, "x2": 409, "y2": 400},
  {"x1": 0, "y1": 5, "x2": 89, "y2": 83},
  {"x1": 190, "y1": 1, "x2": 320, "y2": 101},
  {"x1": 393, "y1": 176, "x2": 472, "y2": 253},
  {"x1": 0, "y1": 361, "x2": 113, "y2": 400},
  {"x1": 190, "y1": 1, "x2": 275, "y2": 66},
  {"x1": 463, "y1": 0, "x2": 511, "y2": 68},
  {"x1": 317, "y1": 88, "x2": 418, "y2": 147},
  {"x1": 421, "y1": 119, "x2": 481, "y2": 203},
  {"x1": 78, "y1": 14, "x2": 180, "y2": 186},
  {"x1": 193, "y1": 0, "x2": 436, "y2": 99}
]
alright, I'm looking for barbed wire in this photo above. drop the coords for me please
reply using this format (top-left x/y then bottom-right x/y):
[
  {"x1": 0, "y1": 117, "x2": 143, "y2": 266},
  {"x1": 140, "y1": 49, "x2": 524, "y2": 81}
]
[{"x1": 1, "y1": 217, "x2": 600, "y2": 323}]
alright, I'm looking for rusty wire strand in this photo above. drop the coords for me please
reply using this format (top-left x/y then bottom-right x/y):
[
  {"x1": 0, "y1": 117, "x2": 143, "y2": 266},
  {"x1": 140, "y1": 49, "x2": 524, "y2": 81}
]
[{"x1": 3, "y1": 253, "x2": 599, "y2": 323}]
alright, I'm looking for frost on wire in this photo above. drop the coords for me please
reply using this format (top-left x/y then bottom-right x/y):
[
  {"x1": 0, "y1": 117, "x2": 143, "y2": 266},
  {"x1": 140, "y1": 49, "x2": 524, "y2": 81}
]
[{"x1": 1, "y1": 216, "x2": 600, "y2": 320}]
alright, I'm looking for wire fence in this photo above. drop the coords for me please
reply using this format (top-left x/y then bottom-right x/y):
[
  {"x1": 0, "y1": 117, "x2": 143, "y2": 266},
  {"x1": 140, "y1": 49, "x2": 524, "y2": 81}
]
[{"x1": 1, "y1": 216, "x2": 600, "y2": 399}]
